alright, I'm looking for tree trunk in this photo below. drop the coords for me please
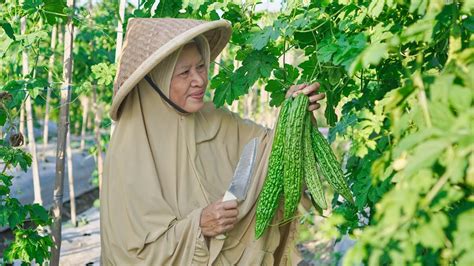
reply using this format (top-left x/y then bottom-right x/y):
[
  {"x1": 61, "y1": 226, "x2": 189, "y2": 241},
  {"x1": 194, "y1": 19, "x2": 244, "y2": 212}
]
[
  {"x1": 93, "y1": 84, "x2": 103, "y2": 191},
  {"x1": 79, "y1": 96, "x2": 89, "y2": 150},
  {"x1": 43, "y1": 24, "x2": 57, "y2": 152},
  {"x1": 86, "y1": 109, "x2": 93, "y2": 132},
  {"x1": 51, "y1": 0, "x2": 75, "y2": 263},
  {"x1": 115, "y1": 0, "x2": 126, "y2": 63},
  {"x1": 19, "y1": 104, "x2": 25, "y2": 144},
  {"x1": 110, "y1": 0, "x2": 126, "y2": 136},
  {"x1": 66, "y1": 129, "x2": 76, "y2": 226},
  {"x1": 25, "y1": 98, "x2": 43, "y2": 204},
  {"x1": 21, "y1": 13, "x2": 42, "y2": 205}
]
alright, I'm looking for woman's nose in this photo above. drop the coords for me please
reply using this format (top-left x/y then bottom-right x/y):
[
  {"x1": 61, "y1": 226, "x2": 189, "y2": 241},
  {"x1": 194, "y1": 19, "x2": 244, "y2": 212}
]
[{"x1": 191, "y1": 69, "x2": 205, "y2": 87}]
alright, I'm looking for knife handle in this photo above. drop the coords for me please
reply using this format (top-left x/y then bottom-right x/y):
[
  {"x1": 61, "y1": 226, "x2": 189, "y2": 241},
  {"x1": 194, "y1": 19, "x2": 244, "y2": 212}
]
[
  {"x1": 215, "y1": 191, "x2": 238, "y2": 240},
  {"x1": 222, "y1": 191, "x2": 237, "y2": 202}
]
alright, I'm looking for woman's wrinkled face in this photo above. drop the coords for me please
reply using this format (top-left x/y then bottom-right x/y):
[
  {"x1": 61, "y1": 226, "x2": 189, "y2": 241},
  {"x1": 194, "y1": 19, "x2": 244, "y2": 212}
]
[{"x1": 170, "y1": 43, "x2": 208, "y2": 113}]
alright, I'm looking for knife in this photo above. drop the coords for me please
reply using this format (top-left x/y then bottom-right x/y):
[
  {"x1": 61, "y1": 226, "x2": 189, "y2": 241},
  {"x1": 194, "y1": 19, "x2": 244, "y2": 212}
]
[{"x1": 215, "y1": 137, "x2": 259, "y2": 239}]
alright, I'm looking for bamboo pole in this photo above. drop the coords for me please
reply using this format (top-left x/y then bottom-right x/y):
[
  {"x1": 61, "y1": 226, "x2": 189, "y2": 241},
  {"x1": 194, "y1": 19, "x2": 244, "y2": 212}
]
[
  {"x1": 79, "y1": 96, "x2": 89, "y2": 150},
  {"x1": 21, "y1": 10, "x2": 43, "y2": 205},
  {"x1": 43, "y1": 24, "x2": 58, "y2": 152},
  {"x1": 19, "y1": 105, "x2": 25, "y2": 144},
  {"x1": 93, "y1": 84, "x2": 103, "y2": 191},
  {"x1": 66, "y1": 129, "x2": 77, "y2": 226},
  {"x1": 51, "y1": 0, "x2": 75, "y2": 263},
  {"x1": 110, "y1": 0, "x2": 126, "y2": 136}
]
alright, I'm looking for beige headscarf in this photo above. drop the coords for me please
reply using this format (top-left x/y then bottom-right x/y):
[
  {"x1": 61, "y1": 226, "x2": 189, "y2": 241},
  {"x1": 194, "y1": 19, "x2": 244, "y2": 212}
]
[{"x1": 100, "y1": 36, "x2": 297, "y2": 265}]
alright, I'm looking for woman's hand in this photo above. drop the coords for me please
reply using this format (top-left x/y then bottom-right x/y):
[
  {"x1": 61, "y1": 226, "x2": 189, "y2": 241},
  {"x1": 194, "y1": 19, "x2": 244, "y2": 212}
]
[
  {"x1": 285, "y1": 82, "x2": 326, "y2": 111},
  {"x1": 199, "y1": 198, "x2": 239, "y2": 237}
]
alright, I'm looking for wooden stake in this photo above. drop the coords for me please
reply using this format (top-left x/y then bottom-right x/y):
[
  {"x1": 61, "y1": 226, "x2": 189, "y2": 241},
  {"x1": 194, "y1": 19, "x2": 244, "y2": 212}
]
[
  {"x1": 21, "y1": 10, "x2": 43, "y2": 205},
  {"x1": 51, "y1": 0, "x2": 75, "y2": 263},
  {"x1": 43, "y1": 24, "x2": 58, "y2": 153},
  {"x1": 66, "y1": 128, "x2": 77, "y2": 226}
]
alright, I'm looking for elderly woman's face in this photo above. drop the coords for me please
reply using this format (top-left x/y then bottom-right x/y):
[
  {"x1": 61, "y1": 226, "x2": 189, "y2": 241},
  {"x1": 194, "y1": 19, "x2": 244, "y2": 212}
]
[{"x1": 170, "y1": 43, "x2": 208, "y2": 113}]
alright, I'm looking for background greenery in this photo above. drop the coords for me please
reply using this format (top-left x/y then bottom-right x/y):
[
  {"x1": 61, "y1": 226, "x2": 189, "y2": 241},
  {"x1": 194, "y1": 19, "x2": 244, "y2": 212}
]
[{"x1": 0, "y1": 0, "x2": 472, "y2": 264}]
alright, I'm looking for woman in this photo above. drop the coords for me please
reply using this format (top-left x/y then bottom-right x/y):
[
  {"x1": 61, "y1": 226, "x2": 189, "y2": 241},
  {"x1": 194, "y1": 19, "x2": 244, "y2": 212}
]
[{"x1": 101, "y1": 18, "x2": 325, "y2": 265}]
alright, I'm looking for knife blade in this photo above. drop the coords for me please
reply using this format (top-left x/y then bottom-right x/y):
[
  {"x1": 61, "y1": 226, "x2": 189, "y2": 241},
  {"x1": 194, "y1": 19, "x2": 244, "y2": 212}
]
[
  {"x1": 222, "y1": 137, "x2": 259, "y2": 202},
  {"x1": 216, "y1": 138, "x2": 259, "y2": 240}
]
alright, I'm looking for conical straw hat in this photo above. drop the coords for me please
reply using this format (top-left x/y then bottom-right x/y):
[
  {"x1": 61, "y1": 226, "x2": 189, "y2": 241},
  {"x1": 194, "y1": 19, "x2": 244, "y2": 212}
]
[{"x1": 110, "y1": 18, "x2": 232, "y2": 120}]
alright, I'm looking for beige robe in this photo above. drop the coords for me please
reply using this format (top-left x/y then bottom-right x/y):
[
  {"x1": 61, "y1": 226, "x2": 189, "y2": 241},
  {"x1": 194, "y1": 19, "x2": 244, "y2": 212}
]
[{"x1": 101, "y1": 42, "x2": 298, "y2": 266}]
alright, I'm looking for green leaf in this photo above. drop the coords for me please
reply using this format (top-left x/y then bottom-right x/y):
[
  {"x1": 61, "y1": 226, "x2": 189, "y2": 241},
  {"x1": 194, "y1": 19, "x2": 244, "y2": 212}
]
[
  {"x1": 429, "y1": 101, "x2": 456, "y2": 130},
  {"x1": 213, "y1": 50, "x2": 278, "y2": 107},
  {"x1": 453, "y1": 209, "x2": 474, "y2": 261},
  {"x1": 28, "y1": 204, "x2": 51, "y2": 225},
  {"x1": 273, "y1": 64, "x2": 300, "y2": 83},
  {"x1": 325, "y1": 91, "x2": 338, "y2": 126},
  {"x1": 317, "y1": 45, "x2": 338, "y2": 63},
  {"x1": 368, "y1": 0, "x2": 385, "y2": 18},
  {"x1": 299, "y1": 52, "x2": 318, "y2": 81},
  {"x1": 0, "y1": 20, "x2": 16, "y2": 40},
  {"x1": 328, "y1": 113, "x2": 357, "y2": 143},
  {"x1": 462, "y1": 15, "x2": 474, "y2": 33},
  {"x1": 448, "y1": 85, "x2": 472, "y2": 113},
  {"x1": 409, "y1": 0, "x2": 428, "y2": 15},
  {"x1": 249, "y1": 26, "x2": 280, "y2": 50},
  {"x1": 401, "y1": 18, "x2": 434, "y2": 44},
  {"x1": 404, "y1": 139, "x2": 449, "y2": 176},
  {"x1": 8, "y1": 204, "x2": 27, "y2": 228},
  {"x1": 393, "y1": 128, "x2": 442, "y2": 157},
  {"x1": 154, "y1": 0, "x2": 183, "y2": 18},
  {"x1": 16, "y1": 31, "x2": 49, "y2": 47},
  {"x1": 22, "y1": 0, "x2": 42, "y2": 15},
  {"x1": 0, "y1": 174, "x2": 13, "y2": 187},
  {"x1": 462, "y1": 0, "x2": 474, "y2": 13},
  {"x1": 43, "y1": 0, "x2": 67, "y2": 25},
  {"x1": 445, "y1": 153, "x2": 468, "y2": 184},
  {"x1": 349, "y1": 43, "x2": 388, "y2": 75},
  {"x1": 92, "y1": 63, "x2": 116, "y2": 86},
  {"x1": 415, "y1": 213, "x2": 448, "y2": 250},
  {"x1": 264, "y1": 79, "x2": 286, "y2": 107},
  {"x1": 0, "y1": 205, "x2": 8, "y2": 227},
  {"x1": 0, "y1": 108, "x2": 7, "y2": 126}
]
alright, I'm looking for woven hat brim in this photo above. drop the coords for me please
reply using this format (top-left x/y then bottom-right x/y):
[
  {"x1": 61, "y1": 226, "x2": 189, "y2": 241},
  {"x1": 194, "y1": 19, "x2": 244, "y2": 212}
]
[{"x1": 110, "y1": 20, "x2": 232, "y2": 121}]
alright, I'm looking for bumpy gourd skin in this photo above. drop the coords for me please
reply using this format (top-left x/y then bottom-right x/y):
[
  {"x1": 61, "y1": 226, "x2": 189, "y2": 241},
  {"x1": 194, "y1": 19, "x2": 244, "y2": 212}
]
[
  {"x1": 255, "y1": 94, "x2": 353, "y2": 240},
  {"x1": 303, "y1": 113, "x2": 328, "y2": 210},
  {"x1": 283, "y1": 94, "x2": 309, "y2": 220},
  {"x1": 311, "y1": 126, "x2": 354, "y2": 204},
  {"x1": 255, "y1": 99, "x2": 292, "y2": 239}
]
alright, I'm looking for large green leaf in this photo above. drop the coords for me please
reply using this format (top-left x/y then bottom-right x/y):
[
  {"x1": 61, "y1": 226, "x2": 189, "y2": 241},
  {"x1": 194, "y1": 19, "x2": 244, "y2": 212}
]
[
  {"x1": 249, "y1": 25, "x2": 280, "y2": 50},
  {"x1": 404, "y1": 139, "x2": 450, "y2": 177},
  {"x1": 212, "y1": 50, "x2": 278, "y2": 107}
]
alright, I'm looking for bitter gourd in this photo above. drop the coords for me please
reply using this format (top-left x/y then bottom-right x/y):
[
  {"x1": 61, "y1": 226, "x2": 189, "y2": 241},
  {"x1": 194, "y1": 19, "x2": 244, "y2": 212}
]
[
  {"x1": 303, "y1": 113, "x2": 327, "y2": 209},
  {"x1": 283, "y1": 94, "x2": 309, "y2": 219},
  {"x1": 255, "y1": 98, "x2": 292, "y2": 239},
  {"x1": 311, "y1": 126, "x2": 354, "y2": 204}
]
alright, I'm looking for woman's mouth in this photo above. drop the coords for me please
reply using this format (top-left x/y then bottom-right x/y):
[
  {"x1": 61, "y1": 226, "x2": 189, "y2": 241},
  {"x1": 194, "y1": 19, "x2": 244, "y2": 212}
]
[{"x1": 189, "y1": 90, "x2": 205, "y2": 100}]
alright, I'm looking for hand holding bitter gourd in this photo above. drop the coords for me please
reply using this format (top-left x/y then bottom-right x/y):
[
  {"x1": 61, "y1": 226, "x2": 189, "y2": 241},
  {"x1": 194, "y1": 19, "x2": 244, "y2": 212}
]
[{"x1": 255, "y1": 93, "x2": 353, "y2": 239}]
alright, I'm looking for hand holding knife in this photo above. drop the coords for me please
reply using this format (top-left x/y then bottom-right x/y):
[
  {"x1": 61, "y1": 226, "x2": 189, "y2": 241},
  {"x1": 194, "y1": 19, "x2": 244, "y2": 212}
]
[{"x1": 215, "y1": 138, "x2": 259, "y2": 239}]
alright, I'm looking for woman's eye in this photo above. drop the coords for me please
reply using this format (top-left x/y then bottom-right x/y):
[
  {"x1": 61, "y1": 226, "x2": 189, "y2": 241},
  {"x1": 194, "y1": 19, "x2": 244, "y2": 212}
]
[
  {"x1": 197, "y1": 64, "x2": 205, "y2": 70},
  {"x1": 180, "y1": 70, "x2": 189, "y2": 76}
]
